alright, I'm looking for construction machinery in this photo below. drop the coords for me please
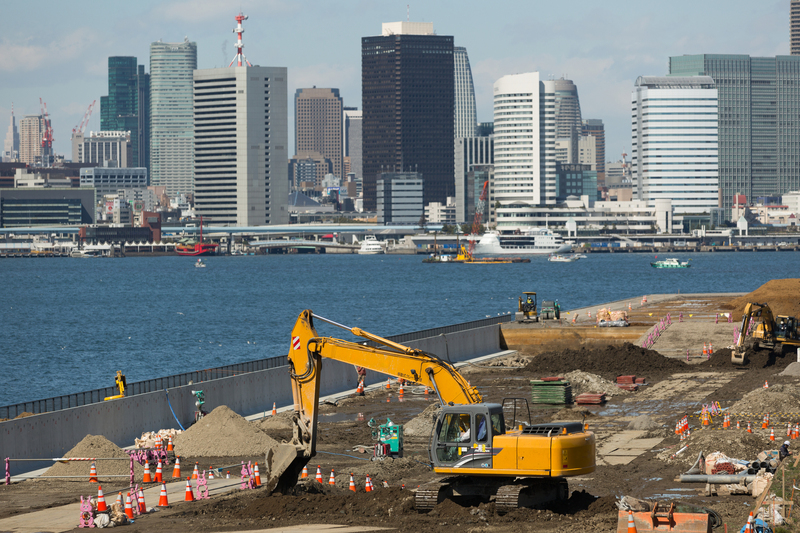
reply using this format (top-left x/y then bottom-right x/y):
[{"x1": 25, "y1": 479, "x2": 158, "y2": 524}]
[
  {"x1": 516, "y1": 292, "x2": 538, "y2": 322},
  {"x1": 270, "y1": 310, "x2": 595, "y2": 512},
  {"x1": 540, "y1": 300, "x2": 561, "y2": 320},
  {"x1": 103, "y1": 371, "x2": 127, "y2": 401},
  {"x1": 732, "y1": 302, "x2": 800, "y2": 364}
]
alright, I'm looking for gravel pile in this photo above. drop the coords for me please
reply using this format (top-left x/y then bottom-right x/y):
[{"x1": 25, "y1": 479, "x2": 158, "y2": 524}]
[
  {"x1": 43, "y1": 434, "x2": 145, "y2": 481},
  {"x1": 173, "y1": 405, "x2": 280, "y2": 457},
  {"x1": 657, "y1": 429, "x2": 770, "y2": 468},
  {"x1": 779, "y1": 362, "x2": 800, "y2": 376},
  {"x1": 563, "y1": 370, "x2": 630, "y2": 397},
  {"x1": 402, "y1": 403, "x2": 440, "y2": 438},
  {"x1": 627, "y1": 415, "x2": 661, "y2": 431},
  {"x1": 729, "y1": 383, "x2": 800, "y2": 414}
]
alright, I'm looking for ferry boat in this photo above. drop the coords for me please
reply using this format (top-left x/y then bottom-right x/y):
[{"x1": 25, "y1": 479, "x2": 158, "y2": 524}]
[
  {"x1": 176, "y1": 217, "x2": 218, "y2": 257},
  {"x1": 471, "y1": 229, "x2": 572, "y2": 256},
  {"x1": 650, "y1": 257, "x2": 691, "y2": 269},
  {"x1": 548, "y1": 254, "x2": 580, "y2": 263},
  {"x1": 358, "y1": 235, "x2": 384, "y2": 255}
]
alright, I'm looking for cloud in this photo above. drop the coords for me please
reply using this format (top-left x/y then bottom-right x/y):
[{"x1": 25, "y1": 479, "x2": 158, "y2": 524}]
[
  {"x1": 0, "y1": 29, "x2": 97, "y2": 73},
  {"x1": 152, "y1": 0, "x2": 297, "y2": 24}
]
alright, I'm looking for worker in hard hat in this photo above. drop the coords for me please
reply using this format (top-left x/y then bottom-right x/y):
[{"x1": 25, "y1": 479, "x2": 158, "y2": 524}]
[{"x1": 780, "y1": 440, "x2": 792, "y2": 461}]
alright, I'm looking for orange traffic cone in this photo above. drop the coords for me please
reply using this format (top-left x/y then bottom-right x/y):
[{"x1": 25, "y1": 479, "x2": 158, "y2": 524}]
[
  {"x1": 702, "y1": 343, "x2": 708, "y2": 356},
  {"x1": 155, "y1": 460, "x2": 163, "y2": 483},
  {"x1": 184, "y1": 478, "x2": 195, "y2": 502},
  {"x1": 138, "y1": 488, "x2": 146, "y2": 514},
  {"x1": 89, "y1": 462, "x2": 98, "y2": 483},
  {"x1": 365, "y1": 475, "x2": 372, "y2": 492},
  {"x1": 158, "y1": 483, "x2": 169, "y2": 508},
  {"x1": 737, "y1": 420, "x2": 741, "y2": 430},
  {"x1": 356, "y1": 381, "x2": 364, "y2": 395},
  {"x1": 765, "y1": 380, "x2": 769, "y2": 389},
  {"x1": 628, "y1": 303, "x2": 632, "y2": 310},
  {"x1": 424, "y1": 388, "x2": 429, "y2": 396},
  {"x1": 763, "y1": 414, "x2": 769, "y2": 429},
  {"x1": 349, "y1": 473, "x2": 356, "y2": 492},
  {"x1": 709, "y1": 343, "x2": 713, "y2": 355},
  {"x1": 386, "y1": 378, "x2": 391, "y2": 390},
  {"x1": 789, "y1": 423, "x2": 793, "y2": 437},
  {"x1": 96, "y1": 485, "x2": 108, "y2": 513},
  {"x1": 398, "y1": 383, "x2": 404, "y2": 395},
  {"x1": 143, "y1": 461, "x2": 152, "y2": 483},
  {"x1": 747, "y1": 421, "x2": 752, "y2": 433},
  {"x1": 208, "y1": 467, "x2": 214, "y2": 480},
  {"x1": 172, "y1": 456, "x2": 181, "y2": 478},
  {"x1": 315, "y1": 465, "x2": 322, "y2": 483},
  {"x1": 254, "y1": 463, "x2": 262, "y2": 487},
  {"x1": 192, "y1": 462, "x2": 199, "y2": 480},
  {"x1": 167, "y1": 435, "x2": 174, "y2": 452},
  {"x1": 272, "y1": 402, "x2": 277, "y2": 416},
  {"x1": 116, "y1": 492, "x2": 123, "y2": 507},
  {"x1": 124, "y1": 493, "x2": 134, "y2": 519},
  {"x1": 301, "y1": 465, "x2": 308, "y2": 478},
  {"x1": 770, "y1": 428, "x2": 776, "y2": 441},
  {"x1": 745, "y1": 511, "x2": 754, "y2": 532},
  {"x1": 627, "y1": 510, "x2": 637, "y2": 532},
  {"x1": 329, "y1": 468, "x2": 336, "y2": 485}
]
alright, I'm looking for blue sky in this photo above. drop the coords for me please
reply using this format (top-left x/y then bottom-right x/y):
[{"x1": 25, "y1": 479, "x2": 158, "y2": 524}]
[{"x1": 0, "y1": 0, "x2": 789, "y2": 162}]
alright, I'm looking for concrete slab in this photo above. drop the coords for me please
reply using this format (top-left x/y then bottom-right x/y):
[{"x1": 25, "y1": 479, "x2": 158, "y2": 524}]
[
  {"x1": 229, "y1": 527, "x2": 393, "y2": 533},
  {"x1": 624, "y1": 438, "x2": 664, "y2": 449}
]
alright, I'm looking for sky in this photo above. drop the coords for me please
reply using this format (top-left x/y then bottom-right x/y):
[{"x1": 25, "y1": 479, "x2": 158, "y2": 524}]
[{"x1": 0, "y1": 0, "x2": 790, "y2": 162}]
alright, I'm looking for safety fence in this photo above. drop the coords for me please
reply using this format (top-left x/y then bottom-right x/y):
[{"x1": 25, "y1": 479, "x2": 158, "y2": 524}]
[{"x1": 0, "y1": 315, "x2": 511, "y2": 420}]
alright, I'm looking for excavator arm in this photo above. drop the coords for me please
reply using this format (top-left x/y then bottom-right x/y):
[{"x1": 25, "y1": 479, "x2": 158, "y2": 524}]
[{"x1": 733, "y1": 303, "x2": 775, "y2": 364}]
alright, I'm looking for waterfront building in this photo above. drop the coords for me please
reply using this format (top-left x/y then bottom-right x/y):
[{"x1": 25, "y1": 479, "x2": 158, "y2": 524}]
[
  {"x1": 631, "y1": 76, "x2": 718, "y2": 216},
  {"x1": 555, "y1": 163, "x2": 598, "y2": 202},
  {"x1": 19, "y1": 115, "x2": 44, "y2": 166},
  {"x1": 582, "y1": 119, "x2": 605, "y2": 184},
  {"x1": 0, "y1": 187, "x2": 95, "y2": 227},
  {"x1": 376, "y1": 171, "x2": 423, "y2": 224},
  {"x1": 343, "y1": 108, "x2": 362, "y2": 188},
  {"x1": 100, "y1": 57, "x2": 149, "y2": 169},
  {"x1": 793, "y1": 0, "x2": 800, "y2": 55},
  {"x1": 79, "y1": 164, "x2": 148, "y2": 197},
  {"x1": 149, "y1": 39, "x2": 196, "y2": 195},
  {"x1": 454, "y1": 47, "x2": 477, "y2": 138},
  {"x1": 3, "y1": 105, "x2": 19, "y2": 162},
  {"x1": 454, "y1": 136, "x2": 494, "y2": 223},
  {"x1": 425, "y1": 197, "x2": 457, "y2": 224},
  {"x1": 72, "y1": 131, "x2": 131, "y2": 167},
  {"x1": 362, "y1": 21, "x2": 454, "y2": 210},
  {"x1": 669, "y1": 54, "x2": 800, "y2": 214},
  {"x1": 193, "y1": 63, "x2": 289, "y2": 226},
  {"x1": 493, "y1": 72, "x2": 557, "y2": 229},
  {"x1": 295, "y1": 88, "x2": 343, "y2": 179}
]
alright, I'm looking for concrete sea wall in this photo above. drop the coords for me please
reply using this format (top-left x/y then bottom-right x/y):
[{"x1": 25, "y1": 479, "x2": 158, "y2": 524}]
[{"x1": 1, "y1": 324, "x2": 500, "y2": 471}]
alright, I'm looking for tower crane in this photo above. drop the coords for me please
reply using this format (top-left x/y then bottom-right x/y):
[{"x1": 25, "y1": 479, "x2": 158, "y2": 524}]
[
  {"x1": 467, "y1": 180, "x2": 489, "y2": 257},
  {"x1": 72, "y1": 100, "x2": 96, "y2": 135},
  {"x1": 39, "y1": 98, "x2": 54, "y2": 159}
]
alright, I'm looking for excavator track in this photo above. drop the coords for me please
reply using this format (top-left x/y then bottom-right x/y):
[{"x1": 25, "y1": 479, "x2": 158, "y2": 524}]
[
  {"x1": 495, "y1": 479, "x2": 569, "y2": 513},
  {"x1": 415, "y1": 480, "x2": 451, "y2": 511}
]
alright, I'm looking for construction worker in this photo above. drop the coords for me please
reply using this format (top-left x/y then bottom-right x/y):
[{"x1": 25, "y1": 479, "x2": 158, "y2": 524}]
[{"x1": 780, "y1": 440, "x2": 792, "y2": 461}]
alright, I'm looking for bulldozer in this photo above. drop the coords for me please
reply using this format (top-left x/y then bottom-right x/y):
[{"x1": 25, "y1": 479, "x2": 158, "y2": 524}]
[
  {"x1": 268, "y1": 310, "x2": 596, "y2": 512},
  {"x1": 732, "y1": 302, "x2": 800, "y2": 364}
]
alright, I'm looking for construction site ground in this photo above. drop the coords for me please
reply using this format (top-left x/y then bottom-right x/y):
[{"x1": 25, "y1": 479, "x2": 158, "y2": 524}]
[{"x1": 4, "y1": 288, "x2": 800, "y2": 533}]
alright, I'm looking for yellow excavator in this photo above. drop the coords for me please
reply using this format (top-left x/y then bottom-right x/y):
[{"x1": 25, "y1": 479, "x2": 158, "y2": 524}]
[
  {"x1": 269, "y1": 310, "x2": 595, "y2": 512},
  {"x1": 732, "y1": 302, "x2": 800, "y2": 364}
]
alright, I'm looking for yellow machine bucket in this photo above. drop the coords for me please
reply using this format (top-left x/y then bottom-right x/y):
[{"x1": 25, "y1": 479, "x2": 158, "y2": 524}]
[{"x1": 617, "y1": 507, "x2": 711, "y2": 532}]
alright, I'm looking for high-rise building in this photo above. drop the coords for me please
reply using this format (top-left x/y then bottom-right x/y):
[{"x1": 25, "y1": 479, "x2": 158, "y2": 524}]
[
  {"x1": 295, "y1": 88, "x2": 343, "y2": 179},
  {"x1": 193, "y1": 62, "x2": 288, "y2": 225},
  {"x1": 493, "y1": 72, "x2": 557, "y2": 228},
  {"x1": 793, "y1": 0, "x2": 800, "y2": 55},
  {"x1": 376, "y1": 171, "x2": 423, "y2": 224},
  {"x1": 3, "y1": 105, "x2": 19, "y2": 162},
  {"x1": 454, "y1": 136, "x2": 493, "y2": 223},
  {"x1": 454, "y1": 47, "x2": 477, "y2": 138},
  {"x1": 72, "y1": 131, "x2": 132, "y2": 166},
  {"x1": 150, "y1": 39, "x2": 197, "y2": 196},
  {"x1": 553, "y1": 78, "x2": 582, "y2": 164},
  {"x1": 101, "y1": 57, "x2": 140, "y2": 166},
  {"x1": 582, "y1": 119, "x2": 605, "y2": 184},
  {"x1": 631, "y1": 76, "x2": 719, "y2": 215},
  {"x1": 343, "y1": 108, "x2": 362, "y2": 186},
  {"x1": 136, "y1": 65, "x2": 150, "y2": 171},
  {"x1": 19, "y1": 115, "x2": 44, "y2": 166},
  {"x1": 362, "y1": 21, "x2": 454, "y2": 211},
  {"x1": 670, "y1": 54, "x2": 800, "y2": 212}
]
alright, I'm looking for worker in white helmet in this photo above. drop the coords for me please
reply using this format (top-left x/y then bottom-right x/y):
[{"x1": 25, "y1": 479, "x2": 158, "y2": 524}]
[{"x1": 780, "y1": 440, "x2": 792, "y2": 461}]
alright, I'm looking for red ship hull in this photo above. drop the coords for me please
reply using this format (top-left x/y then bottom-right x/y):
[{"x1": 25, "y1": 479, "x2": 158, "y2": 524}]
[{"x1": 176, "y1": 243, "x2": 218, "y2": 256}]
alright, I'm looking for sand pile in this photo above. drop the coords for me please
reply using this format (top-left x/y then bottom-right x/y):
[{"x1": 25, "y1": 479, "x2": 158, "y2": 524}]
[
  {"x1": 729, "y1": 383, "x2": 800, "y2": 414},
  {"x1": 403, "y1": 403, "x2": 441, "y2": 438},
  {"x1": 780, "y1": 362, "x2": 800, "y2": 376},
  {"x1": 43, "y1": 434, "x2": 145, "y2": 481},
  {"x1": 657, "y1": 429, "x2": 770, "y2": 467},
  {"x1": 724, "y1": 279, "x2": 800, "y2": 320},
  {"x1": 627, "y1": 415, "x2": 661, "y2": 431},
  {"x1": 524, "y1": 343, "x2": 688, "y2": 380},
  {"x1": 173, "y1": 405, "x2": 280, "y2": 457},
  {"x1": 563, "y1": 370, "x2": 630, "y2": 397}
]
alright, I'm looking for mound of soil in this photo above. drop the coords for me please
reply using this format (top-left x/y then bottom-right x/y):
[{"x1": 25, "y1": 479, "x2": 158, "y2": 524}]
[
  {"x1": 403, "y1": 403, "x2": 440, "y2": 438},
  {"x1": 723, "y1": 279, "x2": 800, "y2": 320},
  {"x1": 174, "y1": 405, "x2": 280, "y2": 457},
  {"x1": 43, "y1": 434, "x2": 145, "y2": 481},
  {"x1": 524, "y1": 343, "x2": 688, "y2": 380},
  {"x1": 627, "y1": 415, "x2": 661, "y2": 430},
  {"x1": 657, "y1": 429, "x2": 771, "y2": 468},
  {"x1": 699, "y1": 347, "x2": 794, "y2": 370},
  {"x1": 730, "y1": 383, "x2": 800, "y2": 414},
  {"x1": 563, "y1": 370, "x2": 631, "y2": 397}
]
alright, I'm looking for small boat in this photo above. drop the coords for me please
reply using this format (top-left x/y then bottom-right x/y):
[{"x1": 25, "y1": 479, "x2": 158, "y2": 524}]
[
  {"x1": 422, "y1": 253, "x2": 454, "y2": 263},
  {"x1": 195, "y1": 258, "x2": 207, "y2": 268},
  {"x1": 650, "y1": 257, "x2": 690, "y2": 269},
  {"x1": 548, "y1": 254, "x2": 580, "y2": 263},
  {"x1": 358, "y1": 235, "x2": 384, "y2": 255}
]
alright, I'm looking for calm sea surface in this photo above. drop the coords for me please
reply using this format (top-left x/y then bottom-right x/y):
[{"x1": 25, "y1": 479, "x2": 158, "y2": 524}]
[{"x1": 1, "y1": 251, "x2": 798, "y2": 407}]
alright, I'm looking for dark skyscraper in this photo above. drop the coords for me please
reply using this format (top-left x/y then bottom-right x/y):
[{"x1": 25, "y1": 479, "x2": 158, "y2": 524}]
[
  {"x1": 361, "y1": 22, "x2": 454, "y2": 211},
  {"x1": 100, "y1": 57, "x2": 149, "y2": 170}
]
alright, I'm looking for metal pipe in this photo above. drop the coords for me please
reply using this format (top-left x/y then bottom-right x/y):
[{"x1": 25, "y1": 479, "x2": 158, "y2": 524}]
[{"x1": 679, "y1": 474, "x2": 757, "y2": 484}]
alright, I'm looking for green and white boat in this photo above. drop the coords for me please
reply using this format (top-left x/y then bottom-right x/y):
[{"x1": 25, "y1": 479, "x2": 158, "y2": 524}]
[{"x1": 650, "y1": 257, "x2": 690, "y2": 269}]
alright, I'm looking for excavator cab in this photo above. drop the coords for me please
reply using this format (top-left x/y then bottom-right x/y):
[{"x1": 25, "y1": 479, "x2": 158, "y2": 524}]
[
  {"x1": 431, "y1": 404, "x2": 504, "y2": 469},
  {"x1": 517, "y1": 292, "x2": 538, "y2": 322}
]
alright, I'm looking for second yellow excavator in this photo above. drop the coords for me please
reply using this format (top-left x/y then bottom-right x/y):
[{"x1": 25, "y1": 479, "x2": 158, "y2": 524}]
[
  {"x1": 271, "y1": 309, "x2": 595, "y2": 512},
  {"x1": 732, "y1": 302, "x2": 800, "y2": 364}
]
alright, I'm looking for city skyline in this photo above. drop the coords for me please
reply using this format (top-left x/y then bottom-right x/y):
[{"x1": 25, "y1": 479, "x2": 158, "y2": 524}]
[{"x1": 0, "y1": 1, "x2": 789, "y2": 163}]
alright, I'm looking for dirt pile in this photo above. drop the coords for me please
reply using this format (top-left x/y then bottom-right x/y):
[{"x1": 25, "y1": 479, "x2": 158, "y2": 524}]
[
  {"x1": 524, "y1": 343, "x2": 688, "y2": 380},
  {"x1": 780, "y1": 362, "x2": 800, "y2": 376},
  {"x1": 729, "y1": 383, "x2": 800, "y2": 414},
  {"x1": 699, "y1": 347, "x2": 794, "y2": 370},
  {"x1": 657, "y1": 429, "x2": 771, "y2": 468},
  {"x1": 563, "y1": 370, "x2": 630, "y2": 397},
  {"x1": 627, "y1": 415, "x2": 661, "y2": 431},
  {"x1": 174, "y1": 405, "x2": 280, "y2": 457},
  {"x1": 43, "y1": 434, "x2": 144, "y2": 480},
  {"x1": 723, "y1": 279, "x2": 800, "y2": 319},
  {"x1": 402, "y1": 403, "x2": 440, "y2": 438},
  {"x1": 550, "y1": 408, "x2": 595, "y2": 422},
  {"x1": 253, "y1": 412, "x2": 295, "y2": 442}
]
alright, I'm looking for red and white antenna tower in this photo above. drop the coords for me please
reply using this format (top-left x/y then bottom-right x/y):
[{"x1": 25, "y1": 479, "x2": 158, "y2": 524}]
[{"x1": 229, "y1": 12, "x2": 252, "y2": 67}]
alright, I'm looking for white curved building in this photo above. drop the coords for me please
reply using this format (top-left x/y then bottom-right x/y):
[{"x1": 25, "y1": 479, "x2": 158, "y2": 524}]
[{"x1": 454, "y1": 47, "x2": 477, "y2": 138}]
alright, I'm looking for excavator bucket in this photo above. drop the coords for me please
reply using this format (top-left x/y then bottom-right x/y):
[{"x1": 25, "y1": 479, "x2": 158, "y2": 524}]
[
  {"x1": 731, "y1": 347, "x2": 747, "y2": 365},
  {"x1": 617, "y1": 509, "x2": 711, "y2": 532},
  {"x1": 264, "y1": 442, "x2": 308, "y2": 494}
]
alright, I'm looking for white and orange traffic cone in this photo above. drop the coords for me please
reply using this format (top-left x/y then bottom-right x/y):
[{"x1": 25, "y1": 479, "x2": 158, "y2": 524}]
[
  {"x1": 747, "y1": 421, "x2": 752, "y2": 433},
  {"x1": 737, "y1": 420, "x2": 741, "y2": 430},
  {"x1": 208, "y1": 467, "x2": 214, "y2": 480},
  {"x1": 96, "y1": 485, "x2": 108, "y2": 513},
  {"x1": 184, "y1": 478, "x2": 195, "y2": 502},
  {"x1": 115, "y1": 492, "x2": 123, "y2": 507},
  {"x1": 138, "y1": 488, "x2": 146, "y2": 514},
  {"x1": 301, "y1": 465, "x2": 308, "y2": 478},
  {"x1": 628, "y1": 303, "x2": 632, "y2": 310},
  {"x1": 398, "y1": 383, "x2": 404, "y2": 395},
  {"x1": 765, "y1": 380, "x2": 769, "y2": 389},
  {"x1": 386, "y1": 378, "x2": 391, "y2": 390},
  {"x1": 627, "y1": 510, "x2": 637, "y2": 532},
  {"x1": 349, "y1": 473, "x2": 356, "y2": 492},
  {"x1": 172, "y1": 456, "x2": 181, "y2": 478},
  {"x1": 254, "y1": 463, "x2": 262, "y2": 487},
  {"x1": 143, "y1": 461, "x2": 153, "y2": 483},
  {"x1": 155, "y1": 460, "x2": 163, "y2": 483},
  {"x1": 329, "y1": 469, "x2": 336, "y2": 486},
  {"x1": 158, "y1": 483, "x2": 169, "y2": 508},
  {"x1": 709, "y1": 343, "x2": 713, "y2": 355},
  {"x1": 365, "y1": 475, "x2": 372, "y2": 492},
  {"x1": 272, "y1": 402, "x2": 277, "y2": 416},
  {"x1": 192, "y1": 462, "x2": 199, "y2": 480},
  {"x1": 167, "y1": 435, "x2": 174, "y2": 452},
  {"x1": 770, "y1": 427, "x2": 776, "y2": 442},
  {"x1": 124, "y1": 493, "x2": 134, "y2": 519},
  {"x1": 89, "y1": 462, "x2": 98, "y2": 483},
  {"x1": 315, "y1": 465, "x2": 322, "y2": 483},
  {"x1": 702, "y1": 343, "x2": 708, "y2": 356},
  {"x1": 356, "y1": 381, "x2": 364, "y2": 395}
]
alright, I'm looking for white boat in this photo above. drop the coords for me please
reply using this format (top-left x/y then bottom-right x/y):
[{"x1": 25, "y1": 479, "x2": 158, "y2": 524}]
[
  {"x1": 70, "y1": 249, "x2": 102, "y2": 258},
  {"x1": 471, "y1": 228, "x2": 572, "y2": 256},
  {"x1": 358, "y1": 235, "x2": 384, "y2": 255},
  {"x1": 548, "y1": 254, "x2": 580, "y2": 263},
  {"x1": 195, "y1": 258, "x2": 207, "y2": 268}
]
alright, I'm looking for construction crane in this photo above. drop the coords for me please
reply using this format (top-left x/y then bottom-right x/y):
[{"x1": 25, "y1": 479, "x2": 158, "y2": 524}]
[
  {"x1": 467, "y1": 180, "x2": 489, "y2": 257},
  {"x1": 72, "y1": 100, "x2": 96, "y2": 135},
  {"x1": 39, "y1": 98, "x2": 54, "y2": 158}
]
